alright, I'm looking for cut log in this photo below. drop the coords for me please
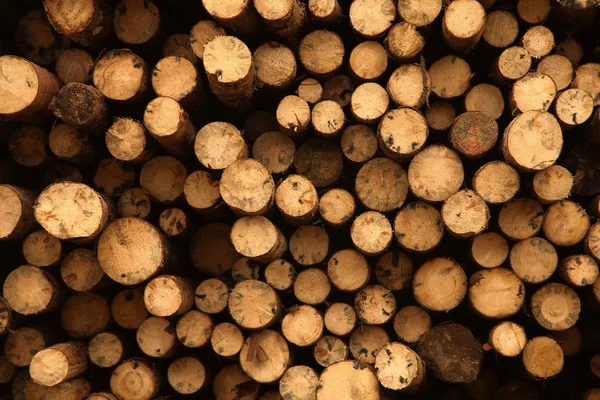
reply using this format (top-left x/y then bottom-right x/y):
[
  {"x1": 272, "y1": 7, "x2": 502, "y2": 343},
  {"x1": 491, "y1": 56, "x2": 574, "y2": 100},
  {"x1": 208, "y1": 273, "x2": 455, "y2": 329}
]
[
  {"x1": 176, "y1": 310, "x2": 214, "y2": 348},
  {"x1": 276, "y1": 95, "x2": 311, "y2": 138},
  {"x1": 106, "y1": 118, "x2": 154, "y2": 164},
  {"x1": 509, "y1": 237, "x2": 558, "y2": 284},
  {"x1": 140, "y1": 156, "x2": 187, "y2": 204},
  {"x1": 92, "y1": 49, "x2": 150, "y2": 103},
  {"x1": 136, "y1": 316, "x2": 177, "y2": 358},
  {"x1": 110, "y1": 359, "x2": 160, "y2": 400},
  {"x1": 349, "y1": 0, "x2": 396, "y2": 38},
  {"x1": 93, "y1": 158, "x2": 136, "y2": 198},
  {"x1": 51, "y1": 83, "x2": 110, "y2": 136},
  {"x1": 3, "y1": 265, "x2": 62, "y2": 315},
  {"x1": 213, "y1": 364, "x2": 259, "y2": 400},
  {"x1": 314, "y1": 335, "x2": 348, "y2": 367},
  {"x1": 298, "y1": 30, "x2": 345, "y2": 78},
  {"x1": 293, "y1": 268, "x2": 331, "y2": 305},
  {"x1": 537, "y1": 54, "x2": 574, "y2": 91},
  {"x1": 424, "y1": 101, "x2": 457, "y2": 131},
  {"x1": 143, "y1": 97, "x2": 195, "y2": 156},
  {"x1": 555, "y1": 88, "x2": 594, "y2": 128},
  {"x1": 341, "y1": 125, "x2": 377, "y2": 163},
  {"x1": 531, "y1": 283, "x2": 581, "y2": 331},
  {"x1": 394, "y1": 201, "x2": 444, "y2": 252},
  {"x1": 349, "y1": 325, "x2": 389, "y2": 364},
  {"x1": 46, "y1": 377, "x2": 90, "y2": 400},
  {"x1": 385, "y1": 22, "x2": 424, "y2": 61},
  {"x1": 162, "y1": 34, "x2": 198, "y2": 63},
  {"x1": 375, "y1": 342, "x2": 426, "y2": 391},
  {"x1": 111, "y1": 289, "x2": 149, "y2": 330},
  {"x1": 429, "y1": 55, "x2": 472, "y2": 99},
  {"x1": 560, "y1": 255, "x2": 599, "y2": 287},
  {"x1": 556, "y1": 39, "x2": 583, "y2": 64},
  {"x1": 355, "y1": 284, "x2": 396, "y2": 325},
  {"x1": 522, "y1": 25, "x2": 555, "y2": 59},
  {"x1": 413, "y1": 258, "x2": 467, "y2": 312},
  {"x1": 355, "y1": 158, "x2": 408, "y2": 212},
  {"x1": 488, "y1": 321, "x2": 527, "y2": 357},
  {"x1": 312, "y1": 100, "x2": 346, "y2": 138},
  {"x1": 4, "y1": 326, "x2": 52, "y2": 367},
  {"x1": 517, "y1": 0, "x2": 551, "y2": 23},
  {"x1": 322, "y1": 74, "x2": 355, "y2": 107},
  {"x1": 532, "y1": 165, "x2": 573, "y2": 204},
  {"x1": 350, "y1": 83, "x2": 389, "y2": 125},
  {"x1": 29, "y1": 341, "x2": 87, "y2": 387},
  {"x1": 254, "y1": 41, "x2": 296, "y2": 91},
  {"x1": 482, "y1": 11, "x2": 518, "y2": 49},
  {"x1": 55, "y1": 49, "x2": 93, "y2": 84},
  {"x1": 49, "y1": 124, "x2": 95, "y2": 165},
  {"x1": 113, "y1": 0, "x2": 161, "y2": 46},
  {"x1": 308, "y1": 0, "x2": 342, "y2": 24},
  {"x1": 211, "y1": 322, "x2": 244, "y2": 358},
  {"x1": 228, "y1": 280, "x2": 281, "y2": 330},
  {"x1": 450, "y1": 111, "x2": 498, "y2": 158},
  {"x1": 317, "y1": 360, "x2": 380, "y2": 400},
  {"x1": 495, "y1": 46, "x2": 532, "y2": 82},
  {"x1": 296, "y1": 78, "x2": 323, "y2": 105},
  {"x1": 510, "y1": 73, "x2": 557, "y2": 113},
  {"x1": 397, "y1": 0, "x2": 442, "y2": 27},
  {"x1": 88, "y1": 332, "x2": 126, "y2": 368},
  {"x1": 239, "y1": 330, "x2": 290, "y2": 383},
  {"x1": 442, "y1": 0, "x2": 486, "y2": 52},
  {"x1": 498, "y1": 197, "x2": 544, "y2": 240},
  {"x1": 522, "y1": 336, "x2": 564, "y2": 378},
  {"x1": 8, "y1": 125, "x2": 50, "y2": 168},
  {"x1": 144, "y1": 275, "x2": 194, "y2": 317},
  {"x1": 471, "y1": 232, "x2": 509, "y2": 268},
  {"x1": 195, "y1": 278, "x2": 229, "y2": 314},
  {"x1": 351, "y1": 211, "x2": 393, "y2": 256},
  {"x1": 117, "y1": 187, "x2": 151, "y2": 219},
  {"x1": 22, "y1": 229, "x2": 62, "y2": 267},
  {"x1": 15, "y1": 10, "x2": 60, "y2": 67},
  {"x1": 61, "y1": 293, "x2": 110, "y2": 339},
  {"x1": 468, "y1": 268, "x2": 525, "y2": 318},
  {"x1": 374, "y1": 251, "x2": 414, "y2": 291},
  {"x1": 190, "y1": 223, "x2": 241, "y2": 276},
  {"x1": 168, "y1": 356, "x2": 209, "y2": 395},
  {"x1": 542, "y1": 200, "x2": 589, "y2": 246},
  {"x1": 220, "y1": 159, "x2": 275, "y2": 215},
  {"x1": 281, "y1": 305, "x2": 324, "y2": 346},
  {"x1": 349, "y1": 41, "x2": 388, "y2": 82},
  {"x1": 408, "y1": 145, "x2": 464, "y2": 202},
  {"x1": 290, "y1": 225, "x2": 328, "y2": 265},
  {"x1": 393, "y1": 305, "x2": 431, "y2": 344},
  {"x1": 44, "y1": 0, "x2": 112, "y2": 46},
  {"x1": 319, "y1": 188, "x2": 356, "y2": 227},
  {"x1": 324, "y1": 303, "x2": 356, "y2": 337},
  {"x1": 152, "y1": 56, "x2": 203, "y2": 111},
  {"x1": 231, "y1": 216, "x2": 287, "y2": 263},
  {"x1": 465, "y1": 84, "x2": 504, "y2": 120},
  {"x1": 201, "y1": 0, "x2": 260, "y2": 36},
  {"x1": 441, "y1": 189, "x2": 490, "y2": 238},
  {"x1": 265, "y1": 259, "x2": 296, "y2": 291}
]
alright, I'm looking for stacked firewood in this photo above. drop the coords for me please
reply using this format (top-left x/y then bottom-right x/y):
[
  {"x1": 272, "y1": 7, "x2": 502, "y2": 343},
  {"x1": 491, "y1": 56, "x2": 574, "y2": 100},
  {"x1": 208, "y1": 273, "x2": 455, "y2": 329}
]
[{"x1": 1, "y1": 0, "x2": 600, "y2": 399}]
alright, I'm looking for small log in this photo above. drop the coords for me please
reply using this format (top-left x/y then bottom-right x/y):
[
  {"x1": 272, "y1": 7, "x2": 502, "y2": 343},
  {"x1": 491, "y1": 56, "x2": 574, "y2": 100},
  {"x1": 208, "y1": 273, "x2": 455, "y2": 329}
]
[
  {"x1": 482, "y1": 11, "x2": 519, "y2": 49},
  {"x1": 49, "y1": 124, "x2": 95, "y2": 165},
  {"x1": 537, "y1": 54, "x2": 574, "y2": 91},
  {"x1": 385, "y1": 22, "x2": 424, "y2": 62},
  {"x1": 393, "y1": 305, "x2": 431, "y2": 344},
  {"x1": 279, "y1": 365, "x2": 318, "y2": 400},
  {"x1": 560, "y1": 255, "x2": 599, "y2": 287},
  {"x1": 195, "y1": 278, "x2": 229, "y2": 314},
  {"x1": 542, "y1": 200, "x2": 589, "y2": 246},
  {"x1": 252, "y1": 131, "x2": 295, "y2": 175},
  {"x1": 317, "y1": 360, "x2": 380, "y2": 400},
  {"x1": 203, "y1": 36, "x2": 255, "y2": 108},
  {"x1": 412, "y1": 257, "x2": 467, "y2": 312},
  {"x1": 111, "y1": 289, "x2": 149, "y2": 330},
  {"x1": 465, "y1": 83, "x2": 505, "y2": 120},
  {"x1": 355, "y1": 285, "x2": 396, "y2": 325},
  {"x1": 429, "y1": 55, "x2": 472, "y2": 99},
  {"x1": 8, "y1": 125, "x2": 50, "y2": 167},
  {"x1": 349, "y1": 325, "x2": 389, "y2": 364},
  {"x1": 0, "y1": 56, "x2": 61, "y2": 122},
  {"x1": 93, "y1": 158, "x2": 135, "y2": 198},
  {"x1": 12, "y1": 370, "x2": 48, "y2": 400},
  {"x1": 510, "y1": 73, "x2": 556, "y2": 113},
  {"x1": 471, "y1": 232, "x2": 509, "y2": 268},
  {"x1": 397, "y1": 0, "x2": 442, "y2": 27},
  {"x1": 55, "y1": 49, "x2": 93, "y2": 84},
  {"x1": 349, "y1": 0, "x2": 395, "y2": 38},
  {"x1": 201, "y1": 0, "x2": 259, "y2": 36},
  {"x1": 45, "y1": 377, "x2": 90, "y2": 400},
  {"x1": 442, "y1": 189, "x2": 490, "y2": 238},
  {"x1": 387, "y1": 64, "x2": 430, "y2": 110},
  {"x1": 213, "y1": 364, "x2": 259, "y2": 400},
  {"x1": 531, "y1": 283, "x2": 581, "y2": 331},
  {"x1": 110, "y1": 359, "x2": 160, "y2": 400},
  {"x1": 195, "y1": 122, "x2": 248, "y2": 171},
  {"x1": 275, "y1": 174, "x2": 318, "y2": 225},
  {"x1": 349, "y1": 41, "x2": 388, "y2": 82},
  {"x1": 488, "y1": 321, "x2": 527, "y2": 357},
  {"x1": 221, "y1": 159, "x2": 275, "y2": 215},
  {"x1": 298, "y1": 30, "x2": 345, "y2": 78},
  {"x1": 183, "y1": 171, "x2": 221, "y2": 216},
  {"x1": 0, "y1": 183, "x2": 40, "y2": 234},
  {"x1": 408, "y1": 145, "x2": 464, "y2": 202},
  {"x1": 312, "y1": 100, "x2": 346, "y2": 137},
  {"x1": 375, "y1": 342, "x2": 426, "y2": 391},
  {"x1": 324, "y1": 303, "x2": 356, "y2": 337},
  {"x1": 351, "y1": 211, "x2": 393, "y2": 256},
  {"x1": 282, "y1": 305, "x2": 324, "y2": 347},
  {"x1": 356, "y1": 158, "x2": 408, "y2": 212},
  {"x1": 293, "y1": 268, "x2": 331, "y2": 305},
  {"x1": 322, "y1": 74, "x2": 355, "y2": 107},
  {"x1": 424, "y1": 101, "x2": 457, "y2": 131},
  {"x1": 232, "y1": 257, "x2": 260, "y2": 282},
  {"x1": 92, "y1": 49, "x2": 150, "y2": 104},
  {"x1": 276, "y1": 95, "x2": 311, "y2": 137},
  {"x1": 211, "y1": 322, "x2": 244, "y2": 358},
  {"x1": 319, "y1": 188, "x2": 356, "y2": 227},
  {"x1": 22, "y1": 229, "x2": 62, "y2": 267},
  {"x1": 522, "y1": 337, "x2": 564, "y2": 379},
  {"x1": 162, "y1": 34, "x2": 198, "y2": 63},
  {"x1": 509, "y1": 237, "x2": 558, "y2": 284},
  {"x1": 117, "y1": 187, "x2": 151, "y2": 219},
  {"x1": 328, "y1": 249, "x2": 370, "y2": 292},
  {"x1": 375, "y1": 251, "x2": 413, "y2": 291},
  {"x1": 555, "y1": 88, "x2": 594, "y2": 128},
  {"x1": 522, "y1": 25, "x2": 555, "y2": 59},
  {"x1": 152, "y1": 56, "x2": 203, "y2": 112},
  {"x1": 88, "y1": 332, "x2": 126, "y2": 368},
  {"x1": 189, "y1": 20, "x2": 226, "y2": 60},
  {"x1": 143, "y1": 97, "x2": 195, "y2": 156},
  {"x1": 350, "y1": 83, "x2": 389, "y2": 126},
  {"x1": 468, "y1": 268, "x2": 525, "y2": 319},
  {"x1": 113, "y1": 0, "x2": 161, "y2": 47},
  {"x1": 3, "y1": 265, "x2": 62, "y2": 315},
  {"x1": 51, "y1": 83, "x2": 110, "y2": 136},
  {"x1": 532, "y1": 165, "x2": 573, "y2": 204},
  {"x1": 394, "y1": 201, "x2": 443, "y2": 252},
  {"x1": 495, "y1": 46, "x2": 532, "y2": 82},
  {"x1": 502, "y1": 111, "x2": 563, "y2": 171},
  {"x1": 517, "y1": 0, "x2": 551, "y2": 23},
  {"x1": 43, "y1": 0, "x2": 112, "y2": 46},
  {"x1": 442, "y1": 0, "x2": 486, "y2": 52},
  {"x1": 557, "y1": 39, "x2": 583, "y2": 64},
  {"x1": 253, "y1": 41, "x2": 297, "y2": 91},
  {"x1": 97, "y1": 217, "x2": 173, "y2": 285},
  {"x1": 106, "y1": 118, "x2": 154, "y2": 164},
  {"x1": 140, "y1": 155, "x2": 187, "y2": 204},
  {"x1": 231, "y1": 216, "x2": 287, "y2": 263},
  {"x1": 4, "y1": 326, "x2": 52, "y2": 367},
  {"x1": 239, "y1": 330, "x2": 290, "y2": 383},
  {"x1": 449, "y1": 111, "x2": 498, "y2": 158},
  {"x1": 61, "y1": 293, "x2": 110, "y2": 338},
  {"x1": 265, "y1": 259, "x2": 296, "y2": 291},
  {"x1": 498, "y1": 197, "x2": 544, "y2": 240},
  {"x1": 308, "y1": 0, "x2": 342, "y2": 24},
  {"x1": 15, "y1": 10, "x2": 60, "y2": 66},
  {"x1": 190, "y1": 223, "x2": 241, "y2": 276},
  {"x1": 159, "y1": 208, "x2": 195, "y2": 238},
  {"x1": 176, "y1": 310, "x2": 213, "y2": 348},
  {"x1": 168, "y1": 356, "x2": 209, "y2": 395},
  {"x1": 136, "y1": 316, "x2": 177, "y2": 358},
  {"x1": 290, "y1": 225, "x2": 328, "y2": 266},
  {"x1": 314, "y1": 335, "x2": 348, "y2": 367},
  {"x1": 29, "y1": 341, "x2": 87, "y2": 387},
  {"x1": 297, "y1": 78, "x2": 323, "y2": 104},
  {"x1": 229, "y1": 280, "x2": 281, "y2": 330},
  {"x1": 341, "y1": 125, "x2": 377, "y2": 163},
  {"x1": 416, "y1": 323, "x2": 483, "y2": 383},
  {"x1": 144, "y1": 275, "x2": 193, "y2": 317}
]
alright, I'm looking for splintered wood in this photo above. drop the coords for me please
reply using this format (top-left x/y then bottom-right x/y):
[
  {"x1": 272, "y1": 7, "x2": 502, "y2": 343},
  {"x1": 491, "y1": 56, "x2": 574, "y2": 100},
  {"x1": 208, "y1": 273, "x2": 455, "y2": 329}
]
[{"x1": 2, "y1": 0, "x2": 600, "y2": 399}]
